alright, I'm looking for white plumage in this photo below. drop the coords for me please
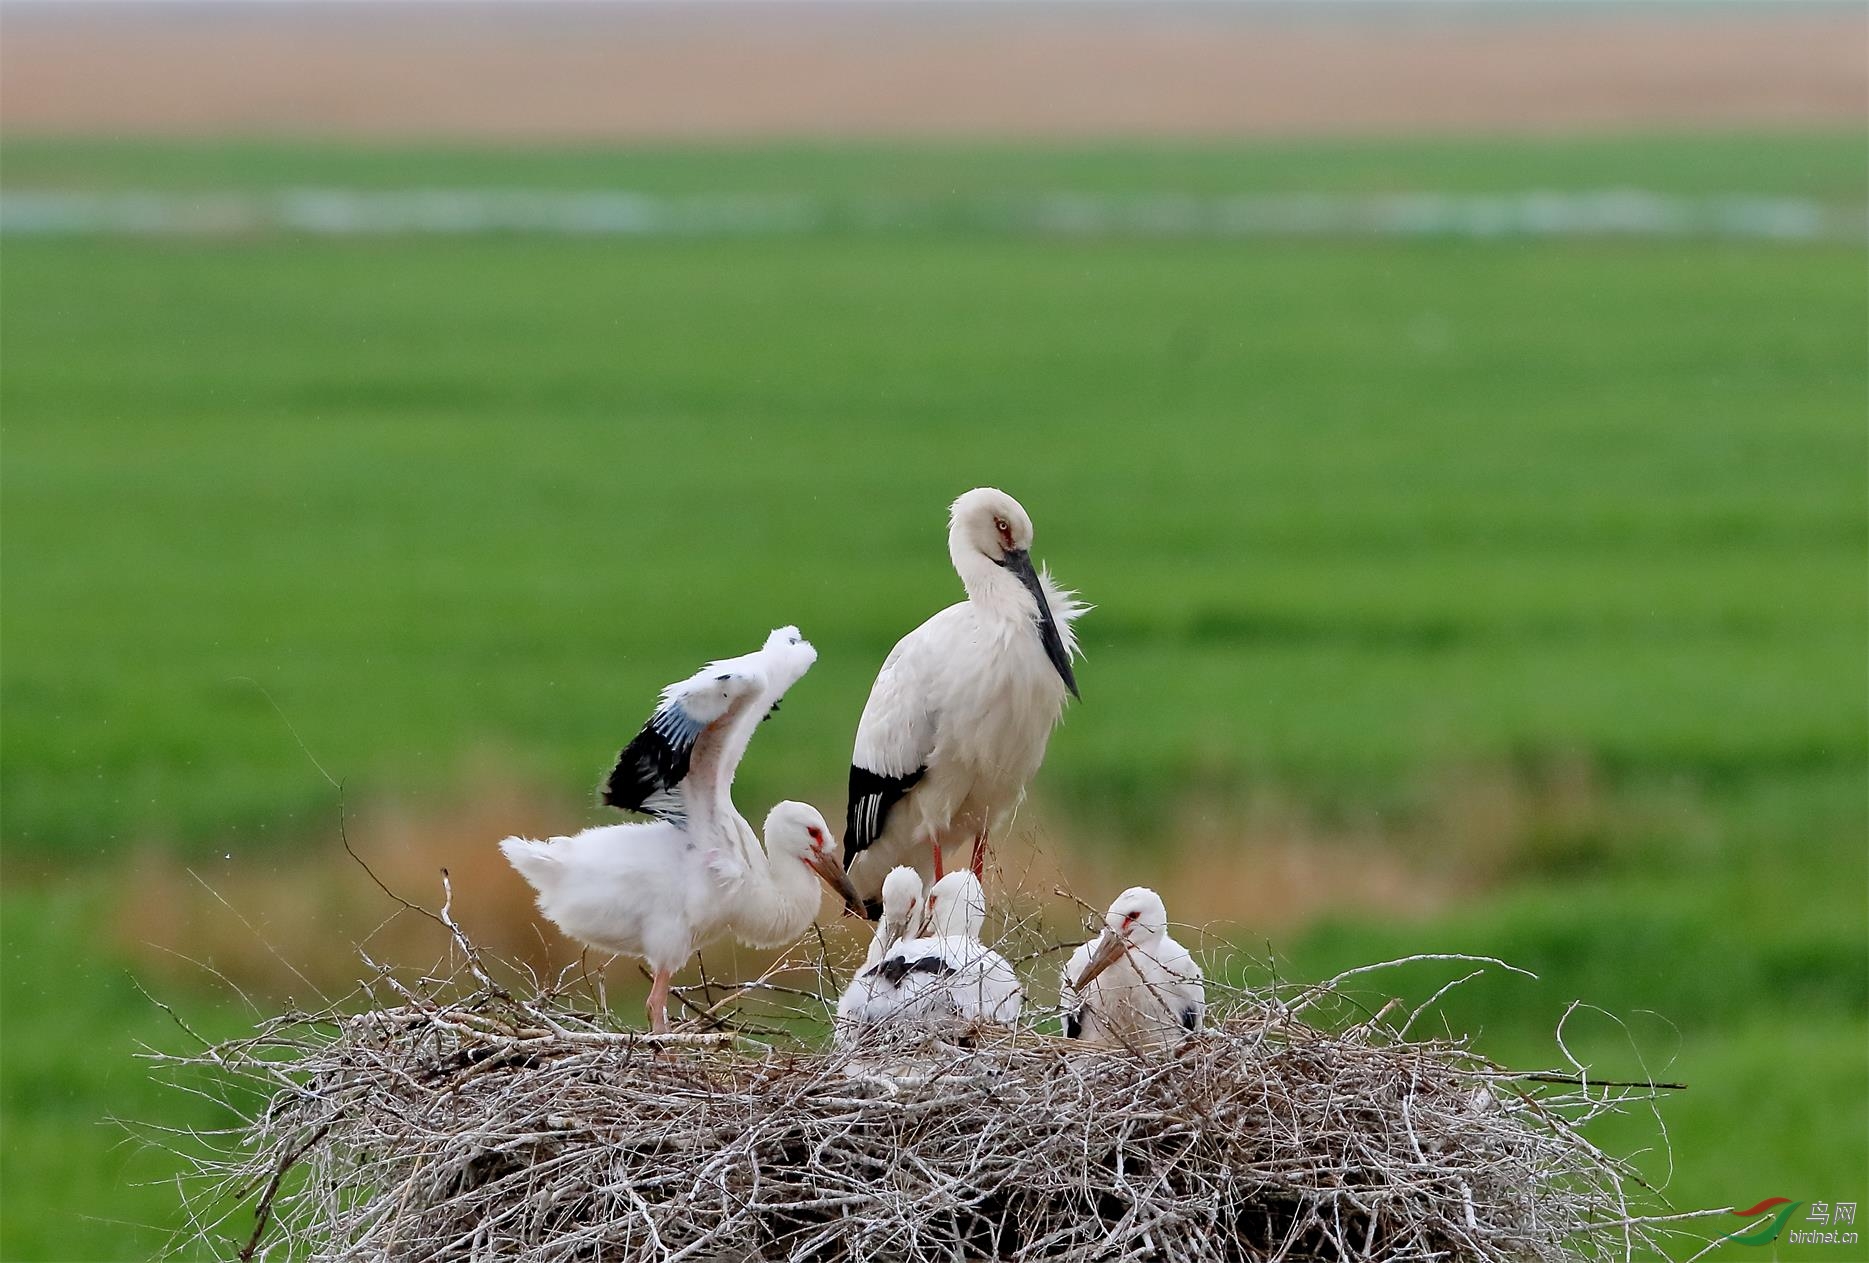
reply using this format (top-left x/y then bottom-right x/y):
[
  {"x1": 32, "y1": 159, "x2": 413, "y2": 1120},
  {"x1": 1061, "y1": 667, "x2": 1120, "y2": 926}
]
[
  {"x1": 500, "y1": 628, "x2": 857, "y2": 1033},
  {"x1": 863, "y1": 866, "x2": 929, "y2": 970},
  {"x1": 1061, "y1": 887, "x2": 1204, "y2": 1049},
  {"x1": 836, "y1": 871, "x2": 1022, "y2": 1041},
  {"x1": 844, "y1": 488, "x2": 1087, "y2": 907}
]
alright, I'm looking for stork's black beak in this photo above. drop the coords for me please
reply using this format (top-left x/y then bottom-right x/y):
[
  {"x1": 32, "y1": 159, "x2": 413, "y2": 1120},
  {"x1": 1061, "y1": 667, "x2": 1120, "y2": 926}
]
[{"x1": 997, "y1": 548, "x2": 1079, "y2": 699}]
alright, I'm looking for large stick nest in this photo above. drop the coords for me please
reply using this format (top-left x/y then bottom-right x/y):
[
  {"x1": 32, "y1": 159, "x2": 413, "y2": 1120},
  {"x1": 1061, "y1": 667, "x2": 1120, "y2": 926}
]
[{"x1": 159, "y1": 895, "x2": 1714, "y2": 1262}]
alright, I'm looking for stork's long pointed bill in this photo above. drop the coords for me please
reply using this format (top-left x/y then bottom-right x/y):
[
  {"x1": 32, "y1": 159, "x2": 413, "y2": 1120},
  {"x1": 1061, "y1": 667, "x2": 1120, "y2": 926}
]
[
  {"x1": 1072, "y1": 929, "x2": 1126, "y2": 990},
  {"x1": 1000, "y1": 548, "x2": 1079, "y2": 699},
  {"x1": 809, "y1": 851, "x2": 864, "y2": 917}
]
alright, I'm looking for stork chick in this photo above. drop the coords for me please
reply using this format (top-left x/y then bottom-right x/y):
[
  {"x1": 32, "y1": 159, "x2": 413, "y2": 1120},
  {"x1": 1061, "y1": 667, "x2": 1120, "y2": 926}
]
[
  {"x1": 835, "y1": 871, "x2": 1021, "y2": 1040},
  {"x1": 864, "y1": 866, "x2": 929, "y2": 969},
  {"x1": 1062, "y1": 887, "x2": 1204, "y2": 1049}
]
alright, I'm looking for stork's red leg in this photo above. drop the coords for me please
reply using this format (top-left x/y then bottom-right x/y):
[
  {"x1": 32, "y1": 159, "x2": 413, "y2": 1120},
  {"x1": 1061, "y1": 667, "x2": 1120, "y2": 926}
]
[
  {"x1": 927, "y1": 834, "x2": 945, "y2": 880},
  {"x1": 646, "y1": 969, "x2": 673, "y2": 1035},
  {"x1": 969, "y1": 830, "x2": 990, "y2": 878}
]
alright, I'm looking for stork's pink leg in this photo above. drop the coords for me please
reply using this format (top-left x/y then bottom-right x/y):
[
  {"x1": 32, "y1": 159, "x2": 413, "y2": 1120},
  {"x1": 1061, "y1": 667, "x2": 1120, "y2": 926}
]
[
  {"x1": 969, "y1": 830, "x2": 990, "y2": 878},
  {"x1": 646, "y1": 969, "x2": 673, "y2": 1035},
  {"x1": 927, "y1": 833, "x2": 945, "y2": 880}
]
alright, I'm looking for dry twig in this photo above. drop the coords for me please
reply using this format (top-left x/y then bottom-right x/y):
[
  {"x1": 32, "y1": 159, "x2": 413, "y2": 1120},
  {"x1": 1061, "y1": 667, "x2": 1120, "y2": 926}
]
[{"x1": 154, "y1": 915, "x2": 1720, "y2": 1262}]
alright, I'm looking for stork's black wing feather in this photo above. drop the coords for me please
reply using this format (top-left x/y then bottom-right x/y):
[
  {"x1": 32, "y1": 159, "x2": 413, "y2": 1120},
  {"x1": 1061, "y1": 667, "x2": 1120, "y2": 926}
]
[
  {"x1": 843, "y1": 764, "x2": 926, "y2": 867},
  {"x1": 1064, "y1": 1009, "x2": 1085, "y2": 1039},
  {"x1": 1180, "y1": 1005, "x2": 1200, "y2": 1032},
  {"x1": 600, "y1": 702, "x2": 705, "y2": 822},
  {"x1": 876, "y1": 952, "x2": 958, "y2": 987}
]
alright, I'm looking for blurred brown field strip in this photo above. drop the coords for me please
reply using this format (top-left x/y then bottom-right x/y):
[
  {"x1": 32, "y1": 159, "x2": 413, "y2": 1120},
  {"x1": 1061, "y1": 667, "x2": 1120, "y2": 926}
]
[
  {"x1": 3, "y1": 2, "x2": 1864, "y2": 141},
  {"x1": 108, "y1": 758, "x2": 1685, "y2": 999}
]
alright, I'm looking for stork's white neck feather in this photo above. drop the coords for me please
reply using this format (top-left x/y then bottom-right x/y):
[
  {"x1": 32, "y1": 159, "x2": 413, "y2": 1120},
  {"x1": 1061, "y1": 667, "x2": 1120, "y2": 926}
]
[
  {"x1": 722, "y1": 832, "x2": 826, "y2": 950},
  {"x1": 948, "y1": 536, "x2": 1040, "y2": 621}
]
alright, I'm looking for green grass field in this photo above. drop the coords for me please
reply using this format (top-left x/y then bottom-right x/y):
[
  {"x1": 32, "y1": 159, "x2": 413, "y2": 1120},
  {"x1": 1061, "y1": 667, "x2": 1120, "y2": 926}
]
[{"x1": 2, "y1": 134, "x2": 1864, "y2": 1260}]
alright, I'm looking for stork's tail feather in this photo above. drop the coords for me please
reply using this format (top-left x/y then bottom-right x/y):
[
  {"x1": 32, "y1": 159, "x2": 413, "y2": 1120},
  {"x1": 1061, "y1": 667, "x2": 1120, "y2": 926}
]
[{"x1": 498, "y1": 837, "x2": 558, "y2": 892}]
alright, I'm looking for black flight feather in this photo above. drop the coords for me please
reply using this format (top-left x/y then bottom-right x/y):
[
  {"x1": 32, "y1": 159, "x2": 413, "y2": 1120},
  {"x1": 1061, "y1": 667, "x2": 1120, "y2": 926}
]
[
  {"x1": 843, "y1": 764, "x2": 927, "y2": 867},
  {"x1": 875, "y1": 953, "x2": 958, "y2": 987},
  {"x1": 600, "y1": 702, "x2": 705, "y2": 821}
]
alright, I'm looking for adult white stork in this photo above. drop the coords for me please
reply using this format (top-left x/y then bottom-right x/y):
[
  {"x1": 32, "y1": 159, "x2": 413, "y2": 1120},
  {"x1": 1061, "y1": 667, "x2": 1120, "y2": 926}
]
[
  {"x1": 1061, "y1": 887, "x2": 1204, "y2": 1049},
  {"x1": 500, "y1": 628, "x2": 859, "y2": 1033},
  {"x1": 863, "y1": 866, "x2": 929, "y2": 970},
  {"x1": 844, "y1": 487, "x2": 1086, "y2": 912},
  {"x1": 835, "y1": 871, "x2": 1022, "y2": 1041}
]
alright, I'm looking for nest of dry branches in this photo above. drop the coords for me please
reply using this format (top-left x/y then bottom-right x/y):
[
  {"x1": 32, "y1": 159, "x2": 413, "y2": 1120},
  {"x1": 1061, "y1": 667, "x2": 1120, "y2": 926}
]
[{"x1": 158, "y1": 894, "x2": 1714, "y2": 1263}]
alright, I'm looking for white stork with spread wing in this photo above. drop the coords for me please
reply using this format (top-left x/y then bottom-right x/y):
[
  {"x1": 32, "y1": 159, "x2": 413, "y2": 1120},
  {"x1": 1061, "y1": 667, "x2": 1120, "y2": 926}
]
[{"x1": 501, "y1": 627, "x2": 858, "y2": 1032}]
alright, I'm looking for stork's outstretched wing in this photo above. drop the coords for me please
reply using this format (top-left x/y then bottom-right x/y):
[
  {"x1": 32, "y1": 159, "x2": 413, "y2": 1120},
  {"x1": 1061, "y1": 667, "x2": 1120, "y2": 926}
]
[
  {"x1": 601, "y1": 627, "x2": 817, "y2": 827},
  {"x1": 714, "y1": 627, "x2": 816, "y2": 787},
  {"x1": 601, "y1": 667, "x2": 765, "y2": 823}
]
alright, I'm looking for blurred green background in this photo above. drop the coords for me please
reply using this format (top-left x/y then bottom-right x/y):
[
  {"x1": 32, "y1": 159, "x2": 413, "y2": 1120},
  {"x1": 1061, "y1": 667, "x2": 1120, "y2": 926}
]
[{"x1": 3, "y1": 128, "x2": 1865, "y2": 1259}]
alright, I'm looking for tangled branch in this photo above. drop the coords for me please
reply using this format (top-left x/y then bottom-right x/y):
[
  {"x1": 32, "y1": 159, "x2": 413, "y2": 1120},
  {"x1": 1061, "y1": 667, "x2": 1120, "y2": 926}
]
[{"x1": 153, "y1": 915, "x2": 1720, "y2": 1262}]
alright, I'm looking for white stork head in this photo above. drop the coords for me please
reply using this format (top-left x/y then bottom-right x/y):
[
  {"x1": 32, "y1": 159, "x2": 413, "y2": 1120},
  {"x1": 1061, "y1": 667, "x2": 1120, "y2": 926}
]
[
  {"x1": 875, "y1": 866, "x2": 926, "y2": 956},
  {"x1": 949, "y1": 487, "x2": 1036, "y2": 564},
  {"x1": 763, "y1": 801, "x2": 862, "y2": 914},
  {"x1": 1071, "y1": 887, "x2": 1170, "y2": 990},
  {"x1": 924, "y1": 870, "x2": 987, "y2": 940},
  {"x1": 947, "y1": 487, "x2": 1080, "y2": 698}
]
